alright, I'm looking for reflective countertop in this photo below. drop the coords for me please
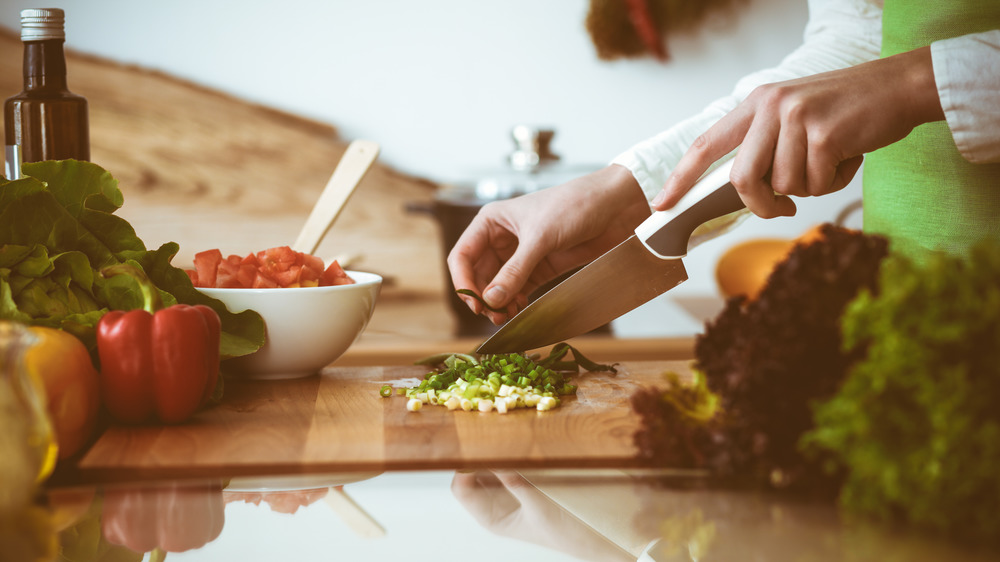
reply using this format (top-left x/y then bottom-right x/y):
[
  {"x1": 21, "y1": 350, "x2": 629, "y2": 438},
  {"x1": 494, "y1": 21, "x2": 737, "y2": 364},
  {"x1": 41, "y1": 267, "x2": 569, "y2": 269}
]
[{"x1": 32, "y1": 469, "x2": 998, "y2": 562}]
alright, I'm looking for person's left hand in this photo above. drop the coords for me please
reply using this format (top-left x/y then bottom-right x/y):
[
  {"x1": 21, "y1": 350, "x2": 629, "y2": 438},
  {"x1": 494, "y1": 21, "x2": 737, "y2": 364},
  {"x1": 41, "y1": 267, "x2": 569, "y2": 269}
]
[
  {"x1": 451, "y1": 470, "x2": 635, "y2": 562},
  {"x1": 448, "y1": 165, "x2": 650, "y2": 324},
  {"x1": 651, "y1": 46, "x2": 945, "y2": 218}
]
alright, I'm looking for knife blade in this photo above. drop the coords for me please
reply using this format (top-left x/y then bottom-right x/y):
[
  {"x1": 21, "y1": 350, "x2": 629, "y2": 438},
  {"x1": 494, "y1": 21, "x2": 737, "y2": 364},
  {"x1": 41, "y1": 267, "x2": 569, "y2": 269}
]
[{"x1": 477, "y1": 158, "x2": 744, "y2": 354}]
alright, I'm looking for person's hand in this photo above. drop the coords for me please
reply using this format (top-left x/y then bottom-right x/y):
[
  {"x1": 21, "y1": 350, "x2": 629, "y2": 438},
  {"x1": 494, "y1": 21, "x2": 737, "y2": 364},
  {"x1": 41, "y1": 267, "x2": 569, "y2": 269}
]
[
  {"x1": 447, "y1": 164, "x2": 650, "y2": 324},
  {"x1": 651, "y1": 46, "x2": 945, "y2": 218},
  {"x1": 451, "y1": 470, "x2": 634, "y2": 562}
]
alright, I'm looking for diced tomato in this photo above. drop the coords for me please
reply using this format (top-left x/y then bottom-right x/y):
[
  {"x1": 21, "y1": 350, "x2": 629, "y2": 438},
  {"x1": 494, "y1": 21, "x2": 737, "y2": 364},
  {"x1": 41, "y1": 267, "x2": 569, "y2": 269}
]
[
  {"x1": 192, "y1": 249, "x2": 223, "y2": 288},
  {"x1": 263, "y1": 246, "x2": 297, "y2": 267},
  {"x1": 301, "y1": 253, "x2": 323, "y2": 273},
  {"x1": 299, "y1": 265, "x2": 320, "y2": 285},
  {"x1": 191, "y1": 247, "x2": 354, "y2": 289},
  {"x1": 216, "y1": 259, "x2": 240, "y2": 288},
  {"x1": 235, "y1": 264, "x2": 256, "y2": 288},
  {"x1": 273, "y1": 265, "x2": 302, "y2": 287},
  {"x1": 320, "y1": 260, "x2": 355, "y2": 286},
  {"x1": 252, "y1": 272, "x2": 279, "y2": 288}
]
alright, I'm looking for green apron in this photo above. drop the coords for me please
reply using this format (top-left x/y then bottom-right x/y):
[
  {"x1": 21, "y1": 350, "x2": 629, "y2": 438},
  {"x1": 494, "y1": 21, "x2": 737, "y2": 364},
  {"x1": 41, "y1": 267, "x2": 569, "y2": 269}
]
[{"x1": 862, "y1": 0, "x2": 1000, "y2": 256}]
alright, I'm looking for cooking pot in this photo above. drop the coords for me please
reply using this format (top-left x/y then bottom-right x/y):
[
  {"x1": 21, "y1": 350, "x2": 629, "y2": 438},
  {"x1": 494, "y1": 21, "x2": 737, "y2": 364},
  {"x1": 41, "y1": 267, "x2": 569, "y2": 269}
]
[{"x1": 407, "y1": 126, "x2": 605, "y2": 337}]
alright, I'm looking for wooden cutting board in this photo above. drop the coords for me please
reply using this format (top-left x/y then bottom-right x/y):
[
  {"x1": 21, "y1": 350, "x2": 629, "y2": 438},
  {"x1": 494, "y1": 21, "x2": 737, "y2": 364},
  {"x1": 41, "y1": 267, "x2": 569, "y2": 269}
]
[{"x1": 74, "y1": 361, "x2": 689, "y2": 483}]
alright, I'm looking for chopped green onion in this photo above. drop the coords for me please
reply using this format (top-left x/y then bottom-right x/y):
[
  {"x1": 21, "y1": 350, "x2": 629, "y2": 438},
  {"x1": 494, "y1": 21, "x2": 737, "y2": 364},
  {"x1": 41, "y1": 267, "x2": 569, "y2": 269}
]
[{"x1": 386, "y1": 345, "x2": 616, "y2": 413}]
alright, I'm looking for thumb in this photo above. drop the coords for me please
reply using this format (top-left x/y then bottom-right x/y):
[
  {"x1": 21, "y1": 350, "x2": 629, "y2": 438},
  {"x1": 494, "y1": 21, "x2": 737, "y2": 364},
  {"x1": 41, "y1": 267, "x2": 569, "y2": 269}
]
[{"x1": 483, "y1": 246, "x2": 543, "y2": 309}]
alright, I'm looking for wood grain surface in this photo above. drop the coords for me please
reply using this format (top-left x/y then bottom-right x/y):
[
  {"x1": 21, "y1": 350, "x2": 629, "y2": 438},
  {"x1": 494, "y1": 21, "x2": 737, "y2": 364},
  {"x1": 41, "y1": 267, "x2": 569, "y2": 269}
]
[{"x1": 75, "y1": 361, "x2": 689, "y2": 483}]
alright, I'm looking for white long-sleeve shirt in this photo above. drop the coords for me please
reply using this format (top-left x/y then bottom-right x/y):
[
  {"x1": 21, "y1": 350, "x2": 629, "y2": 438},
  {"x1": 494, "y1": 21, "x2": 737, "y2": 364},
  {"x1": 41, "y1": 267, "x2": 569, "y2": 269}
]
[{"x1": 613, "y1": 0, "x2": 1000, "y2": 200}]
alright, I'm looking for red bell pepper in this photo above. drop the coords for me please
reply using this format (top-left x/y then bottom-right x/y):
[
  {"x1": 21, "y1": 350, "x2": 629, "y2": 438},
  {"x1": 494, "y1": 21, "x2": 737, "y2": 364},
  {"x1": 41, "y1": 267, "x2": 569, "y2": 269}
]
[
  {"x1": 102, "y1": 482, "x2": 225, "y2": 553},
  {"x1": 96, "y1": 266, "x2": 221, "y2": 424}
]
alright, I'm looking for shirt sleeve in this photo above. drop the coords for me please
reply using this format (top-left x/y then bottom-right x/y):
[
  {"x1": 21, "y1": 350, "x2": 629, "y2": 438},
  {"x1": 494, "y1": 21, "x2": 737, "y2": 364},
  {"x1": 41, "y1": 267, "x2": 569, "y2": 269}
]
[
  {"x1": 613, "y1": 0, "x2": 884, "y2": 200},
  {"x1": 932, "y1": 30, "x2": 1000, "y2": 164}
]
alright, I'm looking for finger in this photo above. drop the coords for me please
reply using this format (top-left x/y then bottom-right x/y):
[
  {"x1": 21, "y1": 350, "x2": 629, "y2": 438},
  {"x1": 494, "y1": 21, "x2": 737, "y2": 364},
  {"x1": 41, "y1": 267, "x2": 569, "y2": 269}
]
[
  {"x1": 729, "y1": 117, "x2": 796, "y2": 218},
  {"x1": 770, "y1": 119, "x2": 808, "y2": 197},
  {"x1": 481, "y1": 241, "x2": 548, "y2": 310},
  {"x1": 653, "y1": 107, "x2": 754, "y2": 211},
  {"x1": 451, "y1": 470, "x2": 494, "y2": 503},
  {"x1": 451, "y1": 471, "x2": 517, "y2": 527},
  {"x1": 832, "y1": 155, "x2": 864, "y2": 192},
  {"x1": 447, "y1": 223, "x2": 502, "y2": 315},
  {"x1": 493, "y1": 470, "x2": 550, "y2": 513},
  {"x1": 482, "y1": 294, "x2": 519, "y2": 325},
  {"x1": 804, "y1": 147, "x2": 842, "y2": 196},
  {"x1": 482, "y1": 292, "x2": 524, "y2": 325},
  {"x1": 804, "y1": 139, "x2": 864, "y2": 197}
]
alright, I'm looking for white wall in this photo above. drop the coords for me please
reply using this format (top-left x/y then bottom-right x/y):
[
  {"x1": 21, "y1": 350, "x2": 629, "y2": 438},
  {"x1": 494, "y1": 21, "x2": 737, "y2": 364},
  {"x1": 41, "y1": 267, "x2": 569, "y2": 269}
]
[{"x1": 0, "y1": 0, "x2": 863, "y2": 306}]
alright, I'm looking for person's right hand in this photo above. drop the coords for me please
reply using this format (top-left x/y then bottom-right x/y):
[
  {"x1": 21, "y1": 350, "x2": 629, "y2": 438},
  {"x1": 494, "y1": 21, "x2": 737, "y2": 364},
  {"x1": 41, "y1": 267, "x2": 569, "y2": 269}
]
[
  {"x1": 447, "y1": 164, "x2": 651, "y2": 324},
  {"x1": 650, "y1": 46, "x2": 945, "y2": 219}
]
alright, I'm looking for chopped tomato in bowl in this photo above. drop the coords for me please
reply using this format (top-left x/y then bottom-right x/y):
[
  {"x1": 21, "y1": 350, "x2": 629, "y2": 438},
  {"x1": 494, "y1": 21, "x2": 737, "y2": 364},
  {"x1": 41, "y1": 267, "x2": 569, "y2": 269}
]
[
  {"x1": 185, "y1": 246, "x2": 355, "y2": 289},
  {"x1": 189, "y1": 247, "x2": 381, "y2": 379}
]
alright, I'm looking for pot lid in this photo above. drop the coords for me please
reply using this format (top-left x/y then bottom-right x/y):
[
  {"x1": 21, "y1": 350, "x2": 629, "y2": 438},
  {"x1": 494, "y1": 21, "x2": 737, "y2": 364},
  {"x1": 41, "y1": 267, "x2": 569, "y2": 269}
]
[{"x1": 438, "y1": 125, "x2": 601, "y2": 202}]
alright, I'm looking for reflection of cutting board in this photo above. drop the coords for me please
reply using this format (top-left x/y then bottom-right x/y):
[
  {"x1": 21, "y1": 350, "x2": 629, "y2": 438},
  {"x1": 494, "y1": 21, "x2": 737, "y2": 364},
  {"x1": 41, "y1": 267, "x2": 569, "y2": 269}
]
[{"x1": 76, "y1": 361, "x2": 690, "y2": 483}]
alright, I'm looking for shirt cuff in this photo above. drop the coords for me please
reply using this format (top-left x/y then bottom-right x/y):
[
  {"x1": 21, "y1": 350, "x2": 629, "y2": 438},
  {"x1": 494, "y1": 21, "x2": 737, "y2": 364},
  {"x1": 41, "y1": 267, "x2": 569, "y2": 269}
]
[{"x1": 932, "y1": 30, "x2": 1000, "y2": 164}]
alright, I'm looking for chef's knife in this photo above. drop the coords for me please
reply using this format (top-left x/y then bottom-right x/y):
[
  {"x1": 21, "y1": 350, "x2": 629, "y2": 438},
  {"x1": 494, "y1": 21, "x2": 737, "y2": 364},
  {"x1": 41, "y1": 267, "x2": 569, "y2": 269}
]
[{"x1": 477, "y1": 158, "x2": 744, "y2": 354}]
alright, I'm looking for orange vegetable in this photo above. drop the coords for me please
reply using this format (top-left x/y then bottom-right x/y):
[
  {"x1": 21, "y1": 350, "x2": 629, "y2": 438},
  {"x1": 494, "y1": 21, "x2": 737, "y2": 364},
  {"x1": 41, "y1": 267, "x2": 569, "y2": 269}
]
[
  {"x1": 715, "y1": 224, "x2": 828, "y2": 301},
  {"x1": 23, "y1": 326, "x2": 101, "y2": 460}
]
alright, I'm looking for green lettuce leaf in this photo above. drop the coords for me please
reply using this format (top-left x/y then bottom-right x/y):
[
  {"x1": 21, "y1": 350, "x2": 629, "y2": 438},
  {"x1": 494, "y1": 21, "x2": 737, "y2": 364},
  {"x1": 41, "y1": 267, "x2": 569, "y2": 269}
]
[
  {"x1": 0, "y1": 159, "x2": 264, "y2": 358},
  {"x1": 801, "y1": 241, "x2": 1000, "y2": 545}
]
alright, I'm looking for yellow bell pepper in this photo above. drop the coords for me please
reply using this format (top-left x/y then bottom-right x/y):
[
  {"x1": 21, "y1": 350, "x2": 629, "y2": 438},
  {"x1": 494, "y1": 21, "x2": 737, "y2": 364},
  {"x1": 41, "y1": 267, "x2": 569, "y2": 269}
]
[{"x1": 22, "y1": 325, "x2": 101, "y2": 460}]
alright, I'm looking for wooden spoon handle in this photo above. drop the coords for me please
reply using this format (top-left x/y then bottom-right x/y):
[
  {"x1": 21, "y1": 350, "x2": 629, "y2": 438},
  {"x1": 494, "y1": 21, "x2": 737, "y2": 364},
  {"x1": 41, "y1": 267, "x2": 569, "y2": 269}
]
[
  {"x1": 292, "y1": 140, "x2": 380, "y2": 256},
  {"x1": 324, "y1": 486, "x2": 386, "y2": 538}
]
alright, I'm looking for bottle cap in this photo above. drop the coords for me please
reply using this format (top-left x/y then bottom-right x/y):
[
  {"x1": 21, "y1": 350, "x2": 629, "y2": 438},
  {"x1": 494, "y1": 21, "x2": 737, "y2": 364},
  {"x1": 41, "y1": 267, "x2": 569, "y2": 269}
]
[{"x1": 20, "y1": 8, "x2": 65, "y2": 42}]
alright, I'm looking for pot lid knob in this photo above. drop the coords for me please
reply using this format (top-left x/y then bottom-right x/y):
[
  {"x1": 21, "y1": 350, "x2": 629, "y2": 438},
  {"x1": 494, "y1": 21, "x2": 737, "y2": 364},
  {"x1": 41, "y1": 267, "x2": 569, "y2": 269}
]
[{"x1": 508, "y1": 125, "x2": 560, "y2": 172}]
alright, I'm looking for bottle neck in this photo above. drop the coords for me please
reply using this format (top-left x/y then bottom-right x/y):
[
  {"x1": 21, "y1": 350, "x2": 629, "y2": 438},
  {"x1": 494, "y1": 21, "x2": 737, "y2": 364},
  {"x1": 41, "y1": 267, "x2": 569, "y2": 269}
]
[{"x1": 23, "y1": 40, "x2": 68, "y2": 91}]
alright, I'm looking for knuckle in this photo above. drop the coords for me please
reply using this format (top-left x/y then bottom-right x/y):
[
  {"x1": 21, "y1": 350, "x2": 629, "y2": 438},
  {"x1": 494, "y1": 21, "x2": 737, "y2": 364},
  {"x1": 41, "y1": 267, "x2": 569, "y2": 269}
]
[
  {"x1": 690, "y1": 133, "x2": 712, "y2": 152},
  {"x1": 771, "y1": 172, "x2": 805, "y2": 197},
  {"x1": 498, "y1": 263, "x2": 527, "y2": 286},
  {"x1": 752, "y1": 83, "x2": 785, "y2": 106},
  {"x1": 747, "y1": 83, "x2": 773, "y2": 102},
  {"x1": 808, "y1": 125, "x2": 837, "y2": 152},
  {"x1": 770, "y1": 176, "x2": 792, "y2": 195},
  {"x1": 780, "y1": 96, "x2": 806, "y2": 122},
  {"x1": 729, "y1": 167, "x2": 752, "y2": 190}
]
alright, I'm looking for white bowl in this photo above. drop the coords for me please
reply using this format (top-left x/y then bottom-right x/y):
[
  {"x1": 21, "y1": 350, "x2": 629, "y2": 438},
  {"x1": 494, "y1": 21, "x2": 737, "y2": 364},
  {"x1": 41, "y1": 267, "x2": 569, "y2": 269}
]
[{"x1": 199, "y1": 271, "x2": 381, "y2": 379}]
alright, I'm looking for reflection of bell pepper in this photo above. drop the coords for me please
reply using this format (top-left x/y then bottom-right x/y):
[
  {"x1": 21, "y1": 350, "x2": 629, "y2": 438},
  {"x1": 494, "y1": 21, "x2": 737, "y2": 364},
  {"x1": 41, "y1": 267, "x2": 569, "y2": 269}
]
[
  {"x1": 96, "y1": 265, "x2": 221, "y2": 424},
  {"x1": 102, "y1": 482, "x2": 225, "y2": 554}
]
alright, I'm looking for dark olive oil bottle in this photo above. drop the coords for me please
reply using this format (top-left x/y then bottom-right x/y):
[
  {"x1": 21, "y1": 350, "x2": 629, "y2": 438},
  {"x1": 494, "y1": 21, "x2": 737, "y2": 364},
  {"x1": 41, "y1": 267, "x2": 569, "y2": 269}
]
[{"x1": 4, "y1": 8, "x2": 89, "y2": 179}]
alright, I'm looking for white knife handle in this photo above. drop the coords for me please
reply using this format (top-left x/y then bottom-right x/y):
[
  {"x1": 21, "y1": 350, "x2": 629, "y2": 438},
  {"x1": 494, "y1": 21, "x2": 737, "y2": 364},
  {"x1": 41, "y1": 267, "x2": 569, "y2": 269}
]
[{"x1": 634, "y1": 159, "x2": 744, "y2": 259}]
